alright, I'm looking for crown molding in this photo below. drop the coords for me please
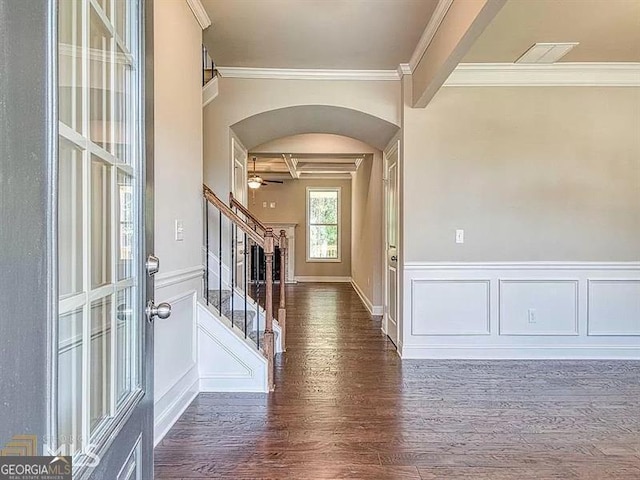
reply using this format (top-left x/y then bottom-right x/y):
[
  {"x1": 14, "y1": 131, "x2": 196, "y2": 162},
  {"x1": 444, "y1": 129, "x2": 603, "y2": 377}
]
[
  {"x1": 408, "y1": 0, "x2": 454, "y2": 71},
  {"x1": 398, "y1": 63, "x2": 412, "y2": 76},
  {"x1": 185, "y1": 0, "x2": 212, "y2": 30},
  {"x1": 445, "y1": 63, "x2": 640, "y2": 87},
  {"x1": 215, "y1": 67, "x2": 400, "y2": 81}
]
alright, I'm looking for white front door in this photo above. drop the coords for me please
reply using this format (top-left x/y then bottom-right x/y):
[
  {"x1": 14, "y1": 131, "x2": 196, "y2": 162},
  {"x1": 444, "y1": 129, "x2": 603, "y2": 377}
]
[{"x1": 384, "y1": 140, "x2": 400, "y2": 347}]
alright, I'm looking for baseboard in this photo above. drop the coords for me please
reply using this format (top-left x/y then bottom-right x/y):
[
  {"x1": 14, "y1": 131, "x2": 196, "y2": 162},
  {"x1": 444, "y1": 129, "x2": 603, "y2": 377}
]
[
  {"x1": 199, "y1": 374, "x2": 268, "y2": 393},
  {"x1": 154, "y1": 365, "x2": 199, "y2": 446},
  {"x1": 400, "y1": 345, "x2": 640, "y2": 360},
  {"x1": 350, "y1": 280, "x2": 383, "y2": 316},
  {"x1": 295, "y1": 276, "x2": 352, "y2": 283}
]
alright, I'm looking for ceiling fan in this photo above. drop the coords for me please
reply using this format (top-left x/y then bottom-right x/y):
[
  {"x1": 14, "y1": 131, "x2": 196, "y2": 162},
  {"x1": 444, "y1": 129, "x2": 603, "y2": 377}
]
[{"x1": 247, "y1": 157, "x2": 284, "y2": 189}]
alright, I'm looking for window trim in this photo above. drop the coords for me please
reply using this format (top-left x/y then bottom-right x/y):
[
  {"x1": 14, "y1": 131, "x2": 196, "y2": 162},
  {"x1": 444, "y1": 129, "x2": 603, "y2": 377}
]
[{"x1": 306, "y1": 186, "x2": 342, "y2": 263}]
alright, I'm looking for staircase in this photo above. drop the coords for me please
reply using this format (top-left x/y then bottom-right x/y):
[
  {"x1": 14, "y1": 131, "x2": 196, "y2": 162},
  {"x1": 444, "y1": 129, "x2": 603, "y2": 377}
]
[{"x1": 201, "y1": 185, "x2": 287, "y2": 391}]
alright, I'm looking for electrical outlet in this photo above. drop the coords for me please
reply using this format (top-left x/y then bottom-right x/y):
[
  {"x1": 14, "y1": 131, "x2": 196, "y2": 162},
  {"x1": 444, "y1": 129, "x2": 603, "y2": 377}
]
[
  {"x1": 455, "y1": 229, "x2": 464, "y2": 244},
  {"x1": 262, "y1": 202, "x2": 267, "y2": 208},
  {"x1": 527, "y1": 308, "x2": 536, "y2": 324}
]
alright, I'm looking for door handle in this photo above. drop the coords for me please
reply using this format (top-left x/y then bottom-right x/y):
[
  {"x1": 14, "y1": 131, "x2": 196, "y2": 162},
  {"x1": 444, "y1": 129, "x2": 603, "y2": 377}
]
[
  {"x1": 146, "y1": 301, "x2": 172, "y2": 322},
  {"x1": 391, "y1": 255, "x2": 397, "y2": 262}
]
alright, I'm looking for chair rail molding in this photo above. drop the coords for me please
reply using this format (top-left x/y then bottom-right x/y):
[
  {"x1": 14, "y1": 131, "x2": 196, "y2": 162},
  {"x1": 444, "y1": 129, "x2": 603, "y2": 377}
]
[
  {"x1": 402, "y1": 261, "x2": 640, "y2": 359},
  {"x1": 155, "y1": 265, "x2": 204, "y2": 289}
]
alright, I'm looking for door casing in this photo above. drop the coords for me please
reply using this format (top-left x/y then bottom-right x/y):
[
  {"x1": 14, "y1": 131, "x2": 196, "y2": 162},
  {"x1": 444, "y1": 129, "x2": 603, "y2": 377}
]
[{"x1": 383, "y1": 138, "x2": 400, "y2": 348}]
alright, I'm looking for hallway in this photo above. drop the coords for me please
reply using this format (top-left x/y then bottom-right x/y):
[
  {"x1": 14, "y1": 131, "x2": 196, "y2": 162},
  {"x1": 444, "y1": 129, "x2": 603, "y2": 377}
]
[{"x1": 155, "y1": 283, "x2": 640, "y2": 479}]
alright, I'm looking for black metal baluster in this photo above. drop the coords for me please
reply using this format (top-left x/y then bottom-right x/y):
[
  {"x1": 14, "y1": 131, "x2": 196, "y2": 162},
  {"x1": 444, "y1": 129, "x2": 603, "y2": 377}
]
[
  {"x1": 218, "y1": 209, "x2": 222, "y2": 314},
  {"x1": 254, "y1": 242, "x2": 260, "y2": 349},
  {"x1": 244, "y1": 233, "x2": 248, "y2": 338},
  {"x1": 231, "y1": 220, "x2": 235, "y2": 329},
  {"x1": 205, "y1": 199, "x2": 209, "y2": 305}
]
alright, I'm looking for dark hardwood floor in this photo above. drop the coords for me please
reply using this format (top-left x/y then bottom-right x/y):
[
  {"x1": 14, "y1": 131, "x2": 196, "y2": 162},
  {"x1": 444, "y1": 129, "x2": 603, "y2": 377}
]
[{"x1": 155, "y1": 283, "x2": 640, "y2": 479}]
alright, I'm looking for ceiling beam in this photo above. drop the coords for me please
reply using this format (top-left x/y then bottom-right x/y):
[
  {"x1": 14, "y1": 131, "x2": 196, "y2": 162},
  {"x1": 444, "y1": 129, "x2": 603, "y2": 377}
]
[
  {"x1": 296, "y1": 163, "x2": 358, "y2": 172},
  {"x1": 283, "y1": 154, "x2": 299, "y2": 179},
  {"x1": 411, "y1": 0, "x2": 506, "y2": 108}
]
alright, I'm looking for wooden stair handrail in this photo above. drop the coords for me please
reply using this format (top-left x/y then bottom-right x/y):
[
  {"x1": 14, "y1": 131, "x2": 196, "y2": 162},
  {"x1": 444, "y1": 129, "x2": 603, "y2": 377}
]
[
  {"x1": 203, "y1": 184, "x2": 265, "y2": 247},
  {"x1": 229, "y1": 192, "x2": 267, "y2": 233}
]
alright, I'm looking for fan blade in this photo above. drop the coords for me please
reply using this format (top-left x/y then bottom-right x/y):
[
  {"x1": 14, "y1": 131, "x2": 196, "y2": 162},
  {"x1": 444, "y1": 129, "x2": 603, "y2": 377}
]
[{"x1": 263, "y1": 180, "x2": 284, "y2": 184}]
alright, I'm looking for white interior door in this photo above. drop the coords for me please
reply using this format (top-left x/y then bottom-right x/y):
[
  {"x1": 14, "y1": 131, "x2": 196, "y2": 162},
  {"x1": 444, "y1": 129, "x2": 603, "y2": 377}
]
[
  {"x1": 231, "y1": 136, "x2": 248, "y2": 286},
  {"x1": 384, "y1": 140, "x2": 399, "y2": 347}
]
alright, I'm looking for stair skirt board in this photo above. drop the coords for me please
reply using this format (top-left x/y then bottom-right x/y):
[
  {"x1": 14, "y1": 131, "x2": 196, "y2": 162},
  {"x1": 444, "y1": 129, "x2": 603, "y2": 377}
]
[{"x1": 197, "y1": 302, "x2": 269, "y2": 392}]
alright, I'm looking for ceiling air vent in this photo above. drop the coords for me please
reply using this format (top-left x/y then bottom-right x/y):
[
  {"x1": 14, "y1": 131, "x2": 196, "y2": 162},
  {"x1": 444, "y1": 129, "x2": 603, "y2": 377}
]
[{"x1": 515, "y1": 42, "x2": 579, "y2": 64}]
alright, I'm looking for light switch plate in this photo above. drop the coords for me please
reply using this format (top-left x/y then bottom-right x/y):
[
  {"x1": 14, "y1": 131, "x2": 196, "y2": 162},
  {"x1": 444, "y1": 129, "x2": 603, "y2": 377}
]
[
  {"x1": 455, "y1": 229, "x2": 464, "y2": 244},
  {"x1": 262, "y1": 202, "x2": 267, "y2": 208},
  {"x1": 270, "y1": 202, "x2": 276, "y2": 209},
  {"x1": 175, "y1": 219, "x2": 184, "y2": 241}
]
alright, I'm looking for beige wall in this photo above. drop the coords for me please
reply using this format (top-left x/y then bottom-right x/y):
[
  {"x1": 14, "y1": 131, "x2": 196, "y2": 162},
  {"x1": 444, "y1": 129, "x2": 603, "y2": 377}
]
[
  {"x1": 352, "y1": 153, "x2": 384, "y2": 306},
  {"x1": 154, "y1": 0, "x2": 203, "y2": 274},
  {"x1": 153, "y1": 0, "x2": 202, "y2": 420},
  {"x1": 249, "y1": 178, "x2": 352, "y2": 278},
  {"x1": 250, "y1": 134, "x2": 384, "y2": 301},
  {"x1": 203, "y1": 77, "x2": 400, "y2": 199},
  {"x1": 403, "y1": 86, "x2": 640, "y2": 262}
]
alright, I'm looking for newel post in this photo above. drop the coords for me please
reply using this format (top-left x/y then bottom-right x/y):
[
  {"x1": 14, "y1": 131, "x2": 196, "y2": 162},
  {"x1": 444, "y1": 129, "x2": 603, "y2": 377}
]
[
  {"x1": 264, "y1": 228, "x2": 275, "y2": 391},
  {"x1": 278, "y1": 230, "x2": 287, "y2": 351}
]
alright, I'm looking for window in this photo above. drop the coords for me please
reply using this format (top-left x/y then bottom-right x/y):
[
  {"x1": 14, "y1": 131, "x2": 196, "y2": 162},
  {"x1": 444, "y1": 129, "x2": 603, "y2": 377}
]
[{"x1": 307, "y1": 187, "x2": 341, "y2": 262}]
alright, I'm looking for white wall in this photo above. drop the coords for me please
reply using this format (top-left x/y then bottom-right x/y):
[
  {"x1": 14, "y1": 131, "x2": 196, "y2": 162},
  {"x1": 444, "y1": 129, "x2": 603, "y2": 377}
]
[
  {"x1": 153, "y1": 0, "x2": 203, "y2": 444},
  {"x1": 401, "y1": 85, "x2": 640, "y2": 359}
]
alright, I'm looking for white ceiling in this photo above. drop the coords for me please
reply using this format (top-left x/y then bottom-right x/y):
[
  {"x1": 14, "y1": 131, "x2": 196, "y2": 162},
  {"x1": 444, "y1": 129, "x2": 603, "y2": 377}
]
[
  {"x1": 464, "y1": 0, "x2": 640, "y2": 63},
  {"x1": 201, "y1": 0, "x2": 439, "y2": 69}
]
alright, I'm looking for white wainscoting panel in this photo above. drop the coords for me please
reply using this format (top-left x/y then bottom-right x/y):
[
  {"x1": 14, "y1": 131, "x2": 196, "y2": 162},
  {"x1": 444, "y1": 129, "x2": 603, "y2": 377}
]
[
  {"x1": 154, "y1": 290, "x2": 198, "y2": 400},
  {"x1": 588, "y1": 280, "x2": 640, "y2": 336},
  {"x1": 403, "y1": 263, "x2": 640, "y2": 359},
  {"x1": 153, "y1": 288, "x2": 199, "y2": 445},
  {"x1": 411, "y1": 280, "x2": 490, "y2": 335},
  {"x1": 499, "y1": 280, "x2": 579, "y2": 336}
]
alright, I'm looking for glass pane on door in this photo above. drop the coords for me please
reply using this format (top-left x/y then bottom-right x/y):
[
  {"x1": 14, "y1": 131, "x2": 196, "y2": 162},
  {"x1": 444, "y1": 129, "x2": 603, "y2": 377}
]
[
  {"x1": 59, "y1": 0, "x2": 84, "y2": 132},
  {"x1": 59, "y1": 139, "x2": 84, "y2": 298},
  {"x1": 57, "y1": 308, "x2": 84, "y2": 456},
  {"x1": 90, "y1": 296, "x2": 112, "y2": 432},
  {"x1": 89, "y1": 5, "x2": 113, "y2": 152},
  {"x1": 91, "y1": 156, "x2": 112, "y2": 288},
  {"x1": 56, "y1": 0, "x2": 142, "y2": 465}
]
